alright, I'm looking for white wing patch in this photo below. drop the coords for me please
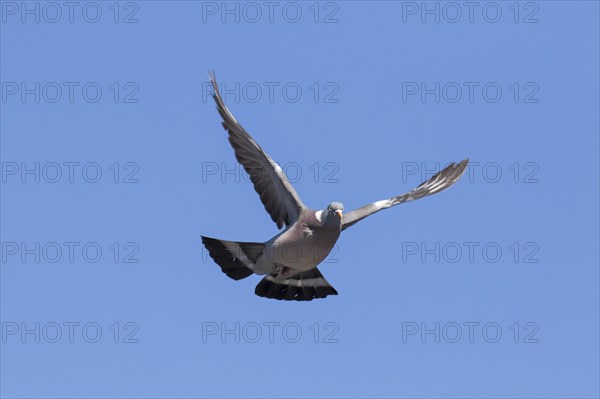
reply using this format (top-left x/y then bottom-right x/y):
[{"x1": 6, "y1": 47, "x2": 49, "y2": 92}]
[{"x1": 373, "y1": 199, "x2": 390, "y2": 209}]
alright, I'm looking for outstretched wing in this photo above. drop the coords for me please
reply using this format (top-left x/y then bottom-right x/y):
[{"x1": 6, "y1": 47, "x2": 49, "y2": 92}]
[
  {"x1": 341, "y1": 159, "x2": 469, "y2": 231},
  {"x1": 209, "y1": 71, "x2": 306, "y2": 229}
]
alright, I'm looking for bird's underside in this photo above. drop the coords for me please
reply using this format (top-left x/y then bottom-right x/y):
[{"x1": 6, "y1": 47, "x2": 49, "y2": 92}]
[{"x1": 201, "y1": 71, "x2": 469, "y2": 301}]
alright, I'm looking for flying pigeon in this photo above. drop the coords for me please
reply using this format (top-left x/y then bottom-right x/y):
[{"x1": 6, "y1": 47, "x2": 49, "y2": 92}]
[{"x1": 201, "y1": 72, "x2": 468, "y2": 301}]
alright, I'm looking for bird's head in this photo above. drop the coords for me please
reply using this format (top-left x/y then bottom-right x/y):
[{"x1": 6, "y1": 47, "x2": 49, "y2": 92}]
[{"x1": 326, "y1": 202, "x2": 344, "y2": 220}]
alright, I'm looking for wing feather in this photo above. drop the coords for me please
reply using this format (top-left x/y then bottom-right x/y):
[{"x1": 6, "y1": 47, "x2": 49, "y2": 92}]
[
  {"x1": 341, "y1": 159, "x2": 469, "y2": 230},
  {"x1": 209, "y1": 72, "x2": 306, "y2": 228}
]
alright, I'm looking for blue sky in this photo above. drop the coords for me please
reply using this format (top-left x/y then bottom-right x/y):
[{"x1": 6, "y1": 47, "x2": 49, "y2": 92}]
[{"x1": 1, "y1": 1, "x2": 598, "y2": 398}]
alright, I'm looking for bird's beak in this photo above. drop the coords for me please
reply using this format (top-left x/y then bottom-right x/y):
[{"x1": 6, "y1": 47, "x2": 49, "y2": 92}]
[{"x1": 335, "y1": 210, "x2": 343, "y2": 217}]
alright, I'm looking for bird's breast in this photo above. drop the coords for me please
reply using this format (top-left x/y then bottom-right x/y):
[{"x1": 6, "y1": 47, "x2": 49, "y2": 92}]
[{"x1": 272, "y1": 224, "x2": 340, "y2": 271}]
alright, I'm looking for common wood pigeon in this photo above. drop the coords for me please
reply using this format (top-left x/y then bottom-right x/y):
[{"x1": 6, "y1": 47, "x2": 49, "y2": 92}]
[{"x1": 202, "y1": 72, "x2": 468, "y2": 301}]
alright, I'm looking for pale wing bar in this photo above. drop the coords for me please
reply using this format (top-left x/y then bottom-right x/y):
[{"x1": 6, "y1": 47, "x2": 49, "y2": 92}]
[
  {"x1": 210, "y1": 72, "x2": 306, "y2": 229},
  {"x1": 341, "y1": 159, "x2": 469, "y2": 230}
]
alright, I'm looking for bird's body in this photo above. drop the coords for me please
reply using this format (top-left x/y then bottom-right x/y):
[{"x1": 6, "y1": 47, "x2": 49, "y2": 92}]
[
  {"x1": 202, "y1": 72, "x2": 468, "y2": 301},
  {"x1": 224, "y1": 208, "x2": 341, "y2": 277},
  {"x1": 269, "y1": 208, "x2": 342, "y2": 274}
]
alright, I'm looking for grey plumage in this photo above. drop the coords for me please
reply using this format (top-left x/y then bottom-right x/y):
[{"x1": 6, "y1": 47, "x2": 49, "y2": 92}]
[
  {"x1": 209, "y1": 71, "x2": 304, "y2": 229},
  {"x1": 341, "y1": 160, "x2": 469, "y2": 230},
  {"x1": 202, "y1": 72, "x2": 468, "y2": 301},
  {"x1": 201, "y1": 236, "x2": 263, "y2": 280}
]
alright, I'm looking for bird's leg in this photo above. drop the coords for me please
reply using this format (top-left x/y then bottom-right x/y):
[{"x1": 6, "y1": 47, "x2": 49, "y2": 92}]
[{"x1": 271, "y1": 264, "x2": 296, "y2": 281}]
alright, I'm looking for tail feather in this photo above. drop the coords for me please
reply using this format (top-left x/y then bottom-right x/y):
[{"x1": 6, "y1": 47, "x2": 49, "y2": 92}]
[
  {"x1": 201, "y1": 236, "x2": 264, "y2": 280},
  {"x1": 255, "y1": 268, "x2": 338, "y2": 301}
]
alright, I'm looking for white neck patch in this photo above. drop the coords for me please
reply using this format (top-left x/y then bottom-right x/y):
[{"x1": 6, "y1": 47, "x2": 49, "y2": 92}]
[{"x1": 315, "y1": 210, "x2": 324, "y2": 222}]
